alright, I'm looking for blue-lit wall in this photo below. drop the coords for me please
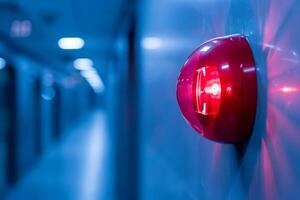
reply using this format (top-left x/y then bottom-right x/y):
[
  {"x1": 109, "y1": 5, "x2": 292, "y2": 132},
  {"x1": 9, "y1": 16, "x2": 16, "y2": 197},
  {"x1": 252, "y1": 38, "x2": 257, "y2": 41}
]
[{"x1": 138, "y1": 0, "x2": 300, "y2": 199}]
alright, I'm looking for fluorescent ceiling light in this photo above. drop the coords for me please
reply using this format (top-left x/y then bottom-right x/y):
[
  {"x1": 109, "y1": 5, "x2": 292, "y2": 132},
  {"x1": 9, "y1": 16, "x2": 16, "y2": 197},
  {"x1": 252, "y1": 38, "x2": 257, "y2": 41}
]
[
  {"x1": 0, "y1": 57, "x2": 6, "y2": 70},
  {"x1": 80, "y1": 70, "x2": 98, "y2": 79},
  {"x1": 74, "y1": 58, "x2": 93, "y2": 70},
  {"x1": 58, "y1": 37, "x2": 84, "y2": 49},
  {"x1": 80, "y1": 70, "x2": 105, "y2": 93},
  {"x1": 142, "y1": 37, "x2": 162, "y2": 50}
]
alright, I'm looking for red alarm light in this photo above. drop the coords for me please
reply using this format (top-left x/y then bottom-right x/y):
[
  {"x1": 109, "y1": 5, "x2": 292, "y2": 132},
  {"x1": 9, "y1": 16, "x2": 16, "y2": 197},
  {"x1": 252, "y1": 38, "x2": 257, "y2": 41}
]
[
  {"x1": 176, "y1": 34, "x2": 257, "y2": 143},
  {"x1": 193, "y1": 66, "x2": 221, "y2": 116}
]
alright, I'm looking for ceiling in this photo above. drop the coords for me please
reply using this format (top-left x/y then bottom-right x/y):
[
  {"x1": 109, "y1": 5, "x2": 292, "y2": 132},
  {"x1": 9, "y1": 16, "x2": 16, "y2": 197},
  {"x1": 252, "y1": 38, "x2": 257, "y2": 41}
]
[{"x1": 0, "y1": 0, "x2": 129, "y2": 74}]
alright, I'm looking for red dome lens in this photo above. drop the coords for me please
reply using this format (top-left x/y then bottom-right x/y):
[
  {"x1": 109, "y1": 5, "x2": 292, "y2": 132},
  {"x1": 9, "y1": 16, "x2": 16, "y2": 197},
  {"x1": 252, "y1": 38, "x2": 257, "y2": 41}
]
[{"x1": 177, "y1": 34, "x2": 257, "y2": 143}]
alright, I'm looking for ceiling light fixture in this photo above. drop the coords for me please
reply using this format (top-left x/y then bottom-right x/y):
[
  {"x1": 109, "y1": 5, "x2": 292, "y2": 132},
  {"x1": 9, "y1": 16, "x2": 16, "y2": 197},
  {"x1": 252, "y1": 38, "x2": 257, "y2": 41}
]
[{"x1": 58, "y1": 37, "x2": 85, "y2": 49}]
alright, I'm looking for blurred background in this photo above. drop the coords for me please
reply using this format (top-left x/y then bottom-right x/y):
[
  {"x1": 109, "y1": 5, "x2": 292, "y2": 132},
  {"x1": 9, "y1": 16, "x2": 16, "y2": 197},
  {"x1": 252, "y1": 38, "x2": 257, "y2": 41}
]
[{"x1": 1, "y1": 0, "x2": 300, "y2": 200}]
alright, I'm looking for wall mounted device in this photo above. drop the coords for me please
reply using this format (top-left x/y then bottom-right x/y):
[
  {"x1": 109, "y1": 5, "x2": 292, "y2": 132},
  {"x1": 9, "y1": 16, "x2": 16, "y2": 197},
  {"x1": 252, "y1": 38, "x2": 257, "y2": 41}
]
[{"x1": 176, "y1": 35, "x2": 257, "y2": 143}]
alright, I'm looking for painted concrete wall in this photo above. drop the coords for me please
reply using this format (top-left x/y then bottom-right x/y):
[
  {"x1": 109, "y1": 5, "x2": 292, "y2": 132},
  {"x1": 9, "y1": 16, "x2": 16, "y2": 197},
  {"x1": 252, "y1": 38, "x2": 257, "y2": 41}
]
[{"x1": 138, "y1": 0, "x2": 300, "y2": 199}]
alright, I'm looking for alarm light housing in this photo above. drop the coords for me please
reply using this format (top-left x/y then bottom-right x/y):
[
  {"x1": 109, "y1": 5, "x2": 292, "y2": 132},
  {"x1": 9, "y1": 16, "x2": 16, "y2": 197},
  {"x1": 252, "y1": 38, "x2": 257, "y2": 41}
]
[{"x1": 176, "y1": 34, "x2": 257, "y2": 143}]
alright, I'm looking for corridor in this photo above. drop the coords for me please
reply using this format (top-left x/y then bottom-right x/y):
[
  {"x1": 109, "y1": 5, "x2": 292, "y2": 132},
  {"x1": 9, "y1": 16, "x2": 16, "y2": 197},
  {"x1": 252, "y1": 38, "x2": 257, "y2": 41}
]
[
  {"x1": 1, "y1": 0, "x2": 300, "y2": 199},
  {"x1": 5, "y1": 110, "x2": 113, "y2": 200}
]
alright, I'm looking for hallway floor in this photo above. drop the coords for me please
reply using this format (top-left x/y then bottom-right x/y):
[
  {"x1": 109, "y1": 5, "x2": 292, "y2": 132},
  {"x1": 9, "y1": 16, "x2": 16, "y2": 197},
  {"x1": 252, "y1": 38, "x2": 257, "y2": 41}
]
[{"x1": 5, "y1": 110, "x2": 114, "y2": 200}]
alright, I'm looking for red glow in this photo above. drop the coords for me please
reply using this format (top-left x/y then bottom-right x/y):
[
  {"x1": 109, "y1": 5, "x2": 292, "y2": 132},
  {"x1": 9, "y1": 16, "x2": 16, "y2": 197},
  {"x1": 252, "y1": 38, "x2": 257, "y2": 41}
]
[
  {"x1": 226, "y1": 86, "x2": 232, "y2": 95},
  {"x1": 176, "y1": 35, "x2": 257, "y2": 143},
  {"x1": 193, "y1": 66, "x2": 221, "y2": 116},
  {"x1": 280, "y1": 87, "x2": 298, "y2": 93}
]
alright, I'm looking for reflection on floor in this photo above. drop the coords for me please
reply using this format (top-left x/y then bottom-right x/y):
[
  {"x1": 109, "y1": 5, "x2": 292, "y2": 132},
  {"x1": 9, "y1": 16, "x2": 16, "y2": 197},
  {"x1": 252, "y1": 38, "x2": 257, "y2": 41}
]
[{"x1": 5, "y1": 110, "x2": 113, "y2": 200}]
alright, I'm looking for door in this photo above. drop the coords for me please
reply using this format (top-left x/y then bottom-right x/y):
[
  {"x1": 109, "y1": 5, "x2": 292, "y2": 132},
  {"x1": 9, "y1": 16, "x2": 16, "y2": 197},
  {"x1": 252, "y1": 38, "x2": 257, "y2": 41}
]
[{"x1": 0, "y1": 63, "x2": 16, "y2": 194}]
